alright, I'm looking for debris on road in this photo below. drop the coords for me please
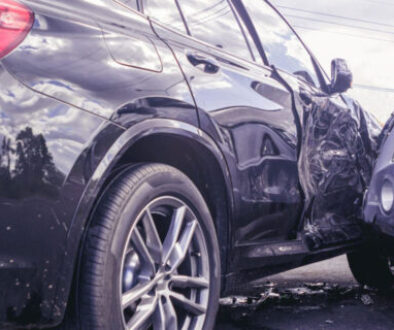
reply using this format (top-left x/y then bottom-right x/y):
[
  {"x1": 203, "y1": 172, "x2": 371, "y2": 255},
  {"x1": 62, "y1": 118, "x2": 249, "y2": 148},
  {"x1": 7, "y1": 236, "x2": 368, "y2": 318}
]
[
  {"x1": 361, "y1": 294, "x2": 374, "y2": 306},
  {"x1": 218, "y1": 281, "x2": 378, "y2": 322}
]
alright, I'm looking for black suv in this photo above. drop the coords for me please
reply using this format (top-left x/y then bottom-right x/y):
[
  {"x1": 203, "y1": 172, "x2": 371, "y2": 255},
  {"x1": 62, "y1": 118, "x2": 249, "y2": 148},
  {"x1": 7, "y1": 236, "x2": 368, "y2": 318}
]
[{"x1": 0, "y1": 0, "x2": 385, "y2": 329}]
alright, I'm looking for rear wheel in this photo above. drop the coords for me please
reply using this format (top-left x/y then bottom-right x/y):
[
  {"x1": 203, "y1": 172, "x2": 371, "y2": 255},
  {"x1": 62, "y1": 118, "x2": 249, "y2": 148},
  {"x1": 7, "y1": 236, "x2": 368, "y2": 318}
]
[
  {"x1": 347, "y1": 247, "x2": 394, "y2": 290},
  {"x1": 77, "y1": 164, "x2": 221, "y2": 329}
]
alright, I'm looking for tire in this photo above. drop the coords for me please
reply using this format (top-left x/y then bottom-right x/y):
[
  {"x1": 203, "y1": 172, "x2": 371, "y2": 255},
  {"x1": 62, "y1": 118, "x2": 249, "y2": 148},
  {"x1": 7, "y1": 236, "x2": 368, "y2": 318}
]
[
  {"x1": 347, "y1": 247, "x2": 394, "y2": 290},
  {"x1": 77, "y1": 163, "x2": 221, "y2": 330}
]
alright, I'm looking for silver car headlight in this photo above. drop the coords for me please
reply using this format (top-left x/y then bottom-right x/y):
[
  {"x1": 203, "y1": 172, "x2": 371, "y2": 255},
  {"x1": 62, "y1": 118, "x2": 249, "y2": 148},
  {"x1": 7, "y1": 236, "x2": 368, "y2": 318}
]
[{"x1": 381, "y1": 179, "x2": 394, "y2": 213}]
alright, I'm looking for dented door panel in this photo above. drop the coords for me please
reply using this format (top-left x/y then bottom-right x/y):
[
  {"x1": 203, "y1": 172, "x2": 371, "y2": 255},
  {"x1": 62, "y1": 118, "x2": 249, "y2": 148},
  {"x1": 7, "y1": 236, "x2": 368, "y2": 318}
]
[{"x1": 151, "y1": 23, "x2": 303, "y2": 252}]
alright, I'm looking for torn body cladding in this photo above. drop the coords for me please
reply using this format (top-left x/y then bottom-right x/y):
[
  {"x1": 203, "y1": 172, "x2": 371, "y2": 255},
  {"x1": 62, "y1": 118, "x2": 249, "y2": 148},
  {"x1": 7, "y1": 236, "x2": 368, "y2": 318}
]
[{"x1": 298, "y1": 92, "x2": 381, "y2": 249}]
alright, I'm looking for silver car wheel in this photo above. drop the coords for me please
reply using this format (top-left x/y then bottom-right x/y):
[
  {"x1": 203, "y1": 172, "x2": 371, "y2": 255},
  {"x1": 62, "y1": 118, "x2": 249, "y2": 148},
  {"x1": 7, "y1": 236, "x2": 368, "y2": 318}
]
[{"x1": 120, "y1": 196, "x2": 210, "y2": 330}]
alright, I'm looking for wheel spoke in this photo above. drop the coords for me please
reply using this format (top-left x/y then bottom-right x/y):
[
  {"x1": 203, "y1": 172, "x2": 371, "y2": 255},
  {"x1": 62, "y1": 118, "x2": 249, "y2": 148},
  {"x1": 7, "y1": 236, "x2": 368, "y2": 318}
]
[
  {"x1": 162, "y1": 206, "x2": 186, "y2": 265},
  {"x1": 171, "y1": 275, "x2": 209, "y2": 289},
  {"x1": 122, "y1": 280, "x2": 156, "y2": 309},
  {"x1": 153, "y1": 298, "x2": 166, "y2": 330},
  {"x1": 153, "y1": 297, "x2": 178, "y2": 330},
  {"x1": 163, "y1": 296, "x2": 179, "y2": 330},
  {"x1": 142, "y1": 208, "x2": 162, "y2": 264},
  {"x1": 168, "y1": 220, "x2": 197, "y2": 271},
  {"x1": 170, "y1": 291, "x2": 206, "y2": 316},
  {"x1": 131, "y1": 227, "x2": 155, "y2": 276},
  {"x1": 126, "y1": 295, "x2": 158, "y2": 330}
]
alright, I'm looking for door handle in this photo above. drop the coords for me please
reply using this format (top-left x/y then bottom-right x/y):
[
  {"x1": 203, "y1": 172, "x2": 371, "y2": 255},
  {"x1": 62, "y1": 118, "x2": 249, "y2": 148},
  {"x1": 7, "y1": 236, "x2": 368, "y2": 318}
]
[{"x1": 186, "y1": 52, "x2": 220, "y2": 74}]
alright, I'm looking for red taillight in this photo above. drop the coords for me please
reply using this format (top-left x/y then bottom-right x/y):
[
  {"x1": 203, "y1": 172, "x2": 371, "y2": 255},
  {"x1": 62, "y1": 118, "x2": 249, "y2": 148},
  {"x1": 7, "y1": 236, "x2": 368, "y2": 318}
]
[{"x1": 0, "y1": 0, "x2": 33, "y2": 59}]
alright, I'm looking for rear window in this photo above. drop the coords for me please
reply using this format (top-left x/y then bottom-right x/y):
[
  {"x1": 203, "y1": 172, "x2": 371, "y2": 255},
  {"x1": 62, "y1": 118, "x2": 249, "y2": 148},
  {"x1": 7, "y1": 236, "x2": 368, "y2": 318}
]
[
  {"x1": 243, "y1": 0, "x2": 319, "y2": 86},
  {"x1": 177, "y1": 0, "x2": 253, "y2": 61},
  {"x1": 116, "y1": 0, "x2": 139, "y2": 10},
  {"x1": 142, "y1": 0, "x2": 187, "y2": 33}
]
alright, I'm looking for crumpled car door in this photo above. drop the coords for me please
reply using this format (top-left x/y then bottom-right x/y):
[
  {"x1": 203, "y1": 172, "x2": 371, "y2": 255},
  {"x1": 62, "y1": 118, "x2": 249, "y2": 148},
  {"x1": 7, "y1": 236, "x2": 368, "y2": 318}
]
[{"x1": 277, "y1": 69, "x2": 382, "y2": 249}]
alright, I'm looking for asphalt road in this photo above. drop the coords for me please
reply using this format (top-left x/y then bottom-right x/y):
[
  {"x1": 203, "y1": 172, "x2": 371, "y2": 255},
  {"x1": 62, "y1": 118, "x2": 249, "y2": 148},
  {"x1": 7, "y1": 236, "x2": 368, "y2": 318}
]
[{"x1": 215, "y1": 255, "x2": 394, "y2": 330}]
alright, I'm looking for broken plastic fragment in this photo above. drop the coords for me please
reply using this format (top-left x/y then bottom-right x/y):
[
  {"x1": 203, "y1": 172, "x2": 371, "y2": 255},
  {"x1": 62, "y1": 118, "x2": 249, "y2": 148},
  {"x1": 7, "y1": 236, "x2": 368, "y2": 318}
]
[{"x1": 361, "y1": 294, "x2": 374, "y2": 305}]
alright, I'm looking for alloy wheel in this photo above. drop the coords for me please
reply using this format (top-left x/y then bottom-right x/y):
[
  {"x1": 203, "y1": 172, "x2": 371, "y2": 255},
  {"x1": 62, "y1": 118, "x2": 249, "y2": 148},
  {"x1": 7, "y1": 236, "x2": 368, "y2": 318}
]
[{"x1": 120, "y1": 196, "x2": 210, "y2": 330}]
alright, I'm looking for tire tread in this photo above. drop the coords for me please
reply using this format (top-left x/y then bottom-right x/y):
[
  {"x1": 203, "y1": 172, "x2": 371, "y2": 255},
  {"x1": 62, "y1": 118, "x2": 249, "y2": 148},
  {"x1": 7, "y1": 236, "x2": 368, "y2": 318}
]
[{"x1": 77, "y1": 163, "x2": 219, "y2": 329}]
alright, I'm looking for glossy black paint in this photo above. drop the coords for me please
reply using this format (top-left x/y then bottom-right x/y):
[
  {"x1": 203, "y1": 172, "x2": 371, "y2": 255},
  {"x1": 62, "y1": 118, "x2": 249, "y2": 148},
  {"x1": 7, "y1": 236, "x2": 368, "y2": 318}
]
[
  {"x1": 0, "y1": 0, "x2": 369, "y2": 327},
  {"x1": 150, "y1": 18, "x2": 303, "y2": 272}
]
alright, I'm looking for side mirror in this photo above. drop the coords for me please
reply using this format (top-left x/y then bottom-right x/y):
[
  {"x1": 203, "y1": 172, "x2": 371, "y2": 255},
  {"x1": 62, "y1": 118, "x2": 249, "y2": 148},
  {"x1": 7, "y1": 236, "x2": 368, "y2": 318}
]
[{"x1": 330, "y1": 58, "x2": 353, "y2": 94}]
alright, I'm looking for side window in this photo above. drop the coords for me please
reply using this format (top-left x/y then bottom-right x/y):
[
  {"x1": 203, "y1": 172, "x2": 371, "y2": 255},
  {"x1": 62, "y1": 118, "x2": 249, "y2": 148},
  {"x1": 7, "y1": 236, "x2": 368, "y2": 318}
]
[
  {"x1": 178, "y1": 0, "x2": 253, "y2": 61},
  {"x1": 142, "y1": 0, "x2": 187, "y2": 33},
  {"x1": 243, "y1": 0, "x2": 319, "y2": 87},
  {"x1": 115, "y1": 0, "x2": 138, "y2": 10}
]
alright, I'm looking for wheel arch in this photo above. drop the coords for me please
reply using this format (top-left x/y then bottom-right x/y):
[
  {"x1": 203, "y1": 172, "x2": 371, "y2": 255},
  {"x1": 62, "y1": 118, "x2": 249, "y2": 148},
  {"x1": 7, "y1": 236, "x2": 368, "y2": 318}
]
[{"x1": 54, "y1": 119, "x2": 233, "y2": 322}]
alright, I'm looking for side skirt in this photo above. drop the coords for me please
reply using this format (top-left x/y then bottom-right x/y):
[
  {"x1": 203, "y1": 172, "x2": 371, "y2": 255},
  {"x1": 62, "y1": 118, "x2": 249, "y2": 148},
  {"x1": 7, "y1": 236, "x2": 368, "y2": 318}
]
[{"x1": 224, "y1": 239, "x2": 363, "y2": 295}]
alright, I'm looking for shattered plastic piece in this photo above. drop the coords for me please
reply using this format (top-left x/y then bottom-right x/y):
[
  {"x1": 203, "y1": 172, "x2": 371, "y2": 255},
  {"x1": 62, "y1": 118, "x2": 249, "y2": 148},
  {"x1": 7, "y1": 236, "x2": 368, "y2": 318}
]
[
  {"x1": 267, "y1": 291, "x2": 280, "y2": 299},
  {"x1": 361, "y1": 294, "x2": 374, "y2": 305},
  {"x1": 285, "y1": 287, "x2": 309, "y2": 296},
  {"x1": 219, "y1": 297, "x2": 235, "y2": 306},
  {"x1": 264, "y1": 281, "x2": 276, "y2": 288},
  {"x1": 325, "y1": 319, "x2": 334, "y2": 324},
  {"x1": 305, "y1": 282, "x2": 325, "y2": 290},
  {"x1": 235, "y1": 296, "x2": 248, "y2": 305}
]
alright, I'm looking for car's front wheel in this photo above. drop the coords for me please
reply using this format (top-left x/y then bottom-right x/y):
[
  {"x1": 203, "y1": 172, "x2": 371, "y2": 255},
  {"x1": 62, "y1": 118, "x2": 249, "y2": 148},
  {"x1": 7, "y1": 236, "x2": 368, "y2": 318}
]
[
  {"x1": 347, "y1": 246, "x2": 394, "y2": 291},
  {"x1": 77, "y1": 164, "x2": 221, "y2": 329}
]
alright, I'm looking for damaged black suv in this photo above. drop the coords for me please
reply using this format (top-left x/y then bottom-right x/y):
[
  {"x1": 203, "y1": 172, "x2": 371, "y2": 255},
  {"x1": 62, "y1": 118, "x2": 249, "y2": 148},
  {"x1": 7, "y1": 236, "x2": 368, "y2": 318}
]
[{"x1": 0, "y1": 0, "x2": 387, "y2": 329}]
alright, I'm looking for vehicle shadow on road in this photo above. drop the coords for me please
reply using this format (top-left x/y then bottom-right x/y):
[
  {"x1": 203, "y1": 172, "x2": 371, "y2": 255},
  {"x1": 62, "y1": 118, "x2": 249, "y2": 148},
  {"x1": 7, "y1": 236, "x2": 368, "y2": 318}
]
[
  {"x1": 216, "y1": 284, "x2": 394, "y2": 330},
  {"x1": 215, "y1": 256, "x2": 394, "y2": 330}
]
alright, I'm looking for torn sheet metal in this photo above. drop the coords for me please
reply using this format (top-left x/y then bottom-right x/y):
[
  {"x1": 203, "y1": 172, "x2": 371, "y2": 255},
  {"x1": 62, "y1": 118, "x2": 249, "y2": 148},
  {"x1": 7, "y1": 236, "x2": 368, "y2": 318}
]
[{"x1": 298, "y1": 92, "x2": 381, "y2": 249}]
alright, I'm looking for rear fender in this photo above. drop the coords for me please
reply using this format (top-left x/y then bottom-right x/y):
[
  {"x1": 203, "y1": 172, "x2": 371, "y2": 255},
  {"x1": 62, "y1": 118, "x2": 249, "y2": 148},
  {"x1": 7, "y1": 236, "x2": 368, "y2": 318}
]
[{"x1": 54, "y1": 118, "x2": 233, "y2": 320}]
